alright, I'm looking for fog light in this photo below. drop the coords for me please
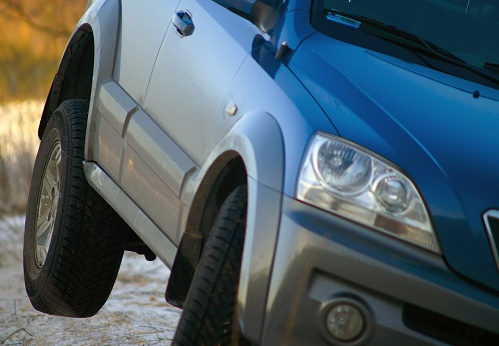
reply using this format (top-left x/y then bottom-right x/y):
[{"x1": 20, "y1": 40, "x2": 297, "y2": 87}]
[
  {"x1": 326, "y1": 303, "x2": 364, "y2": 340},
  {"x1": 319, "y1": 298, "x2": 372, "y2": 345}
]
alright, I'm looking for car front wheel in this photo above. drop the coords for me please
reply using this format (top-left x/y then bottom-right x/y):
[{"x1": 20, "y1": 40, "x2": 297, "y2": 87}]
[{"x1": 173, "y1": 185, "x2": 251, "y2": 345}]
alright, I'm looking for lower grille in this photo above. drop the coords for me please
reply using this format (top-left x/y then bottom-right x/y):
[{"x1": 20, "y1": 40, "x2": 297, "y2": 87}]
[{"x1": 403, "y1": 304, "x2": 499, "y2": 345}]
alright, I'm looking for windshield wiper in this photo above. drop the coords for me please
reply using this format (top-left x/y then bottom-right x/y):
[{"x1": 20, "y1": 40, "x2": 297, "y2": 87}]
[
  {"x1": 325, "y1": 9, "x2": 499, "y2": 85},
  {"x1": 325, "y1": 10, "x2": 465, "y2": 62}
]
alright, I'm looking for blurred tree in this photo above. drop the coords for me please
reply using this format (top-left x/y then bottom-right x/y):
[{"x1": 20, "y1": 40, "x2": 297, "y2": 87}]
[
  {"x1": 0, "y1": 0, "x2": 71, "y2": 37},
  {"x1": 0, "y1": 0, "x2": 87, "y2": 101}
]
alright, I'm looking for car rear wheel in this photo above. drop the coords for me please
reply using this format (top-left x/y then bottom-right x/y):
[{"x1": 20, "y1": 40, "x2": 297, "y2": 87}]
[
  {"x1": 23, "y1": 99, "x2": 127, "y2": 317},
  {"x1": 173, "y1": 185, "x2": 251, "y2": 345}
]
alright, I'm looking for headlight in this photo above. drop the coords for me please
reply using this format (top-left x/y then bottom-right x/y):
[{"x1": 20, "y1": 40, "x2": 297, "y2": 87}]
[{"x1": 297, "y1": 133, "x2": 440, "y2": 253}]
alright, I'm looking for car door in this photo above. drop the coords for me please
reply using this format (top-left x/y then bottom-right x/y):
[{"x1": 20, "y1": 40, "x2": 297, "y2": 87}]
[
  {"x1": 95, "y1": 0, "x2": 179, "y2": 182},
  {"x1": 114, "y1": 0, "x2": 180, "y2": 105},
  {"x1": 143, "y1": 0, "x2": 259, "y2": 164},
  {"x1": 121, "y1": 0, "x2": 262, "y2": 243}
]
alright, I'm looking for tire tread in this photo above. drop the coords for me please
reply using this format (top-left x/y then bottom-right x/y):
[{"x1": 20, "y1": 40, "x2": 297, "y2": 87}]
[
  {"x1": 24, "y1": 100, "x2": 128, "y2": 318},
  {"x1": 174, "y1": 186, "x2": 250, "y2": 346}
]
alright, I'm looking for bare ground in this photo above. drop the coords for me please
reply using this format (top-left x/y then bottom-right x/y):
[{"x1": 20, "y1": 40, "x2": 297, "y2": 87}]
[{"x1": 0, "y1": 216, "x2": 181, "y2": 345}]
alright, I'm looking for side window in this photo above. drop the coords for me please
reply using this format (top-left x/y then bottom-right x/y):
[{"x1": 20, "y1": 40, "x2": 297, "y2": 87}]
[{"x1": 213, "y1": 0, "x2": 283, "y2": 32}]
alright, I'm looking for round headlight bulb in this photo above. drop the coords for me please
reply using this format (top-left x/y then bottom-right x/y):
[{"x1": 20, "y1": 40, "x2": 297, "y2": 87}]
[
  {"x1": 315, "y1": 139, "x2": 372, "y2": 194},
  {"x1": 374, "y1": 174, "x2": 412, "y2": 213}
]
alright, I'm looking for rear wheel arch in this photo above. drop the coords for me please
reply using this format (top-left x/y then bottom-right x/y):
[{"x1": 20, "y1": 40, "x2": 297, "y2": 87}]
[{"x1": 38, "y1": 26, "x2": 95, "y2": 139}]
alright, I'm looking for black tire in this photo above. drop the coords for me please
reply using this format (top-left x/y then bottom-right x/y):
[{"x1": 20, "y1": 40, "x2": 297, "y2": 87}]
[
  {"x1": 23, "y1": 100, "x2": 127, "y2": 318},
  {"x1": 173, "y1": 186, "x2": 250, "y2": 346}
]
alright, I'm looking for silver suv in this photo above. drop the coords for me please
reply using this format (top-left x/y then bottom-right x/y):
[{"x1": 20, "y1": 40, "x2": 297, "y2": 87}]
[{"x1": 24, "y1": 0, "x2": 499, "y2": 345}]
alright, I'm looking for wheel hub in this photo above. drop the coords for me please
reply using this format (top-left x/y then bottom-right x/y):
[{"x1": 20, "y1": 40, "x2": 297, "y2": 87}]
[{"x1": 35, "y1": 141, "x2": 61, "y2": 268}]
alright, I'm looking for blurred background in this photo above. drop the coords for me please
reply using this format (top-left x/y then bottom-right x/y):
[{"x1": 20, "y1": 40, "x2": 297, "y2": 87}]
[
  {"x1": 0, "y1": 0, "x2": 86, "y2": 216},
  {"x1": 0, "y1": 0, "x2": 87, "y2": 101}
]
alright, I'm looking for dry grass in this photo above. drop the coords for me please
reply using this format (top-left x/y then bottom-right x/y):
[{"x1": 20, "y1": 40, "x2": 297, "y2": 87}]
[{"x1": 0, "y1": 100, "x2": 41, "y2": 216}]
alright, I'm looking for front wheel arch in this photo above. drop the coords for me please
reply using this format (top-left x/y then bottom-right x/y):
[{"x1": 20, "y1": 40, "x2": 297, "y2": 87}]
[{"x1": 166, "y1": 155, "x2": 247, "y2": 308}]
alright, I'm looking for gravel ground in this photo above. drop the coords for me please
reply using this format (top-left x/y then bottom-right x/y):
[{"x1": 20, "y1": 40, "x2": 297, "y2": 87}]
[{"x1": 0, "y1": 215, "x2": 181, "y2": 345}]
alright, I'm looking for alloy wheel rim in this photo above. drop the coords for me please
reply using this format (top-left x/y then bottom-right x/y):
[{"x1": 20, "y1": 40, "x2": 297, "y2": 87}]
[{"x1": 35, "y1": 140, "x2": 62, "y2": 268}]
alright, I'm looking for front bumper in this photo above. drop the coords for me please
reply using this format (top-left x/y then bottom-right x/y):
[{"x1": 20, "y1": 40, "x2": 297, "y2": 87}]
[{"x1": 260, "y1": 195, "x2": 499, "y2": 345}]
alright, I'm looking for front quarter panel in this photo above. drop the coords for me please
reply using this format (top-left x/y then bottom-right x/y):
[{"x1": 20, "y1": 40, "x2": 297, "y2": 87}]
[{"x1": 198, "y1": 53, "x2": 336, "y2": 342}]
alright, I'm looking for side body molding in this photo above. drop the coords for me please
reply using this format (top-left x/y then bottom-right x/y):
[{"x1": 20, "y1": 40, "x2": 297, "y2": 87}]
[{"x1": 84, "y1": 161, "x2": 178, "y2": 267}]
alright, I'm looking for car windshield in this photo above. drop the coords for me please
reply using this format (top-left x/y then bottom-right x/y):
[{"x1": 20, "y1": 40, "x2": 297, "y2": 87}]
[{"x1": 314, "y1": 0, "x2": 499, "y2": 85}]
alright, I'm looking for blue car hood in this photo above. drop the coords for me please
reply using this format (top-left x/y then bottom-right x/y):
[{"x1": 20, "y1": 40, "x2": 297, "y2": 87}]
[{"x1": 290, "y1": 33, "x2": 499, "y2": 291}]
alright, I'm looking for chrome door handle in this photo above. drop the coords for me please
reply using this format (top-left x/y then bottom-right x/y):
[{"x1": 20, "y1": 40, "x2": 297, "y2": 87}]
[{"x1": 172, "y1": 10, "x2": 194, "y2": 37}]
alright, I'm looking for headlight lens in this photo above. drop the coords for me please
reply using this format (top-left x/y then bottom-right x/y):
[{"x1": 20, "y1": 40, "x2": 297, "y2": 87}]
[
  {"x1": 316, "y1": 140, "x2": 372, "y2": 194},
  {"x1": 297, "y1": 133, "x2": 440, "y2": 253}
]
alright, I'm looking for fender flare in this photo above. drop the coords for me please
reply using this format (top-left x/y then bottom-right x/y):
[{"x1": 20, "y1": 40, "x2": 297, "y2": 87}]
[
  {"x1": 177, "y1": 111, "x2": 285, "y2": 342},
  {"x1": 212, "y1": 111, "x2": 285, "y2": 192},
  {"x1": 37, "y1": 0, "x2": 121, "y2": 162},
  {"x1": 226, "y1": 112, "x2": 285, "y2": 342}
]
